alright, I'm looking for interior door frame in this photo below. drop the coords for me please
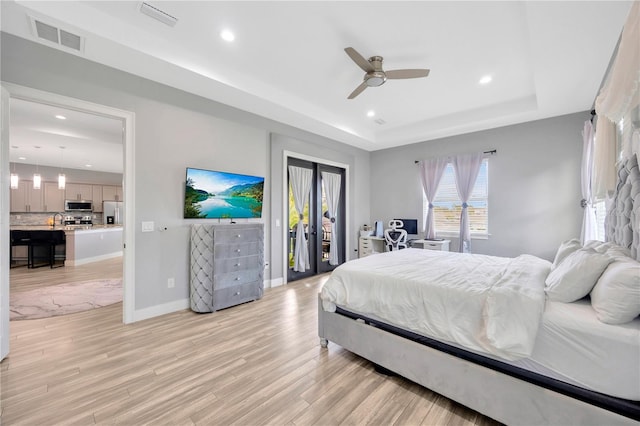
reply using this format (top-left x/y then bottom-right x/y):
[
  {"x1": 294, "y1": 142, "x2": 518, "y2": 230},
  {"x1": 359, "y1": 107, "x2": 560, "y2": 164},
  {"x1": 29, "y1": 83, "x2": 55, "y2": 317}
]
[
  {"x1": 1, "y1": 82, "x2": 136, "y2": 326},
  {"x1": 282, "y1": 150, "x2": 349, "y2": 285}
]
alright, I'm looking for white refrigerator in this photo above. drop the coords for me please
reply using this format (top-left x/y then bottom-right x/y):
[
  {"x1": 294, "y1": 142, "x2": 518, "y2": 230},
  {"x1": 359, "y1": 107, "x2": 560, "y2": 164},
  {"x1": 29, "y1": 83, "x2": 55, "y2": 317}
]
[{"x1": 103, "y1": 201, "x2": 123, "y2": 225}]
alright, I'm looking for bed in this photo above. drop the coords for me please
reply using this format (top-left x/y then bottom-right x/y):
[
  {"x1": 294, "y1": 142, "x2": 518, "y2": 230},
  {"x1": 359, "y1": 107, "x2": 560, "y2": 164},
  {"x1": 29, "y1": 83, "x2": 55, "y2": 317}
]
[{"x1": 318, "y1": 246, "x2": 640, "y2": 425}]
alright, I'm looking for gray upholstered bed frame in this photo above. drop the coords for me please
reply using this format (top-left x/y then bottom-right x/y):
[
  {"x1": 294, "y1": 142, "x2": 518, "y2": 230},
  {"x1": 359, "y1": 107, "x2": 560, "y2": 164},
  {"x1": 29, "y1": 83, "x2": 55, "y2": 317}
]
[{"x1": 318, "y1": 295, "x2": 638, "y2": 425}]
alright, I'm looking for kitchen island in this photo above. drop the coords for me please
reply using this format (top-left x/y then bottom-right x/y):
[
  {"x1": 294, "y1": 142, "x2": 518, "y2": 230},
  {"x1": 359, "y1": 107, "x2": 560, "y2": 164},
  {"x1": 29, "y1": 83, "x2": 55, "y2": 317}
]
[{"x1": 10, "y1": 225, "x2": 123, "y2": 267}]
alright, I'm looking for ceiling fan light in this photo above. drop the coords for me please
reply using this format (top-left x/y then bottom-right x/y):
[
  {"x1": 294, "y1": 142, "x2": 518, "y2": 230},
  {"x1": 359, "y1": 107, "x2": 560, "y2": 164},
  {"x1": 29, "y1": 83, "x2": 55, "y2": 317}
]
[
  {"x1": 366, "y1": 76, "x2": 386, "y2": 87},
  {"x1": 10, "y1": 173, "x2": 19, "y2": 189}
]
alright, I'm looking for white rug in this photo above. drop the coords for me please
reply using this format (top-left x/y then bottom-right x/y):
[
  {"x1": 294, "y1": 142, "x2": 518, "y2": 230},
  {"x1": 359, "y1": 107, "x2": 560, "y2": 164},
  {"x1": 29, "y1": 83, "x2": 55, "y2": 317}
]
[{"x1": 10, "y1": 279, "x2": 122, "y2": 320}]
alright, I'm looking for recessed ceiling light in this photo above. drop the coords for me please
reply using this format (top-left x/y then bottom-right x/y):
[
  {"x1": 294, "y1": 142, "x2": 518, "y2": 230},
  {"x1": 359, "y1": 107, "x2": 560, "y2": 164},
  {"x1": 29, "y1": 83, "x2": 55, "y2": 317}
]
[
  {"x1": 18, "y1": 156, "x2": 26, "y2": 160},
  {"x1": 55, "y1": 114, "x2": 67, "y2": 120},
  {"x1": 479, "y1": 75, "x2": 492, "y2": 85},
  {"x1": 220, "y1": 29, "x2": 235, "y2": 42},
  {"x1": 85, "y1": 164, "x2": 92, "y2": 168},
  {"x1": 367, "y1": 110, "x2": 375, "y2": 118}
]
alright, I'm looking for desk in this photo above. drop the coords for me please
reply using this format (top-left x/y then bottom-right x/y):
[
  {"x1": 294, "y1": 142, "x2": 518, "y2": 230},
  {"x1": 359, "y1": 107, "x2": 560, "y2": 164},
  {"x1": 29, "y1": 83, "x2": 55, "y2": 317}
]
[
  {"x1": 411, "y1": 239, "x2": 451, "y2": 251},
  {"x1": 358, "y1": 236, "x2": 386, "y2": 258}
]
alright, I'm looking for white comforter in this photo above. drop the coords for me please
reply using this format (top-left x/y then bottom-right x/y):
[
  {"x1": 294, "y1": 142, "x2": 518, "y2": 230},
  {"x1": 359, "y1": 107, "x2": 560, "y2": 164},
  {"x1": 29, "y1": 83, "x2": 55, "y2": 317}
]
[{"x1": 320, "y1": 249, "x2": 552, "y2": 361}]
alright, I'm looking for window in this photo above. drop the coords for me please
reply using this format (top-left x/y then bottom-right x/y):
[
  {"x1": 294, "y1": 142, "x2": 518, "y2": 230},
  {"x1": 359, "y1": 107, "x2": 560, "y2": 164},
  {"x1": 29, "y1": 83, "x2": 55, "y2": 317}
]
[{"x1": 423, "y1": 159, "x2": 489, "y2": 237}]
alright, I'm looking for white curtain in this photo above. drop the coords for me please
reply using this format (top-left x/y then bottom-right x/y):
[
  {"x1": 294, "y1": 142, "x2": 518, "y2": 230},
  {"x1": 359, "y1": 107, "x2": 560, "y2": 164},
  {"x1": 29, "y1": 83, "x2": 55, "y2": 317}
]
[
  {"x1": 593, "y1": 117, "x2": 618, "y2": 199},
  {"x1": 288, "y1": 165, "x2": 313, "y2": 272},
  {"x1": 594, "y1": 1, "x2": 639, "y2": 124},
  {"x1": 321, "y1": 171, "x2": 341, "y2": 265},
  {"x1": 419, "y1": 157, "x2": 448, "y2": 240},
  {"x1": 452, "y1": 153, "x2": 484, "y2": 253},
  {"x1": 581, "y1": 120, "x2": 598, "y2": 243}
]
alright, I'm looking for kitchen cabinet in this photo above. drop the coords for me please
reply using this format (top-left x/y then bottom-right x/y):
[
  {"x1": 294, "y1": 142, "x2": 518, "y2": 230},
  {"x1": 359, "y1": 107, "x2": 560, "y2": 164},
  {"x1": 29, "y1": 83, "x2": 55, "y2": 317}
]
[
  {"x1": 92, "y1": 185, "x2": 104, "y2": 212},
  {"x1": 65, "y1": 183, "x2": 93, "y2": 201},
  {"x1": 10, "y1": 180, "x2": 44, "y2": 212},
  {"x1": 102, "y1": 185, "x2": 123, "y2": 201},
  {"x1": 43, "y1": 182, "x2": 65, "y2": 212}
]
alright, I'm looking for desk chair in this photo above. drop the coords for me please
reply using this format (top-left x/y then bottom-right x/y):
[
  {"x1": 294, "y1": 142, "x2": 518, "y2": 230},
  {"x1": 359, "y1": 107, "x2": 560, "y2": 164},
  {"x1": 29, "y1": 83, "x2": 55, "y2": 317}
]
[{"x1": 384, "y1": 219, "x2": 408, "y2": 251}]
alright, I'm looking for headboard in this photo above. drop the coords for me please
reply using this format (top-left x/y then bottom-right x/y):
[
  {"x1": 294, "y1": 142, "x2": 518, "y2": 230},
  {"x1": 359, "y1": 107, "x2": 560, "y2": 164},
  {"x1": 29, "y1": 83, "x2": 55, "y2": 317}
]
[{"x1": 605, "y1": 153, "x2": 639, "y2": 261}]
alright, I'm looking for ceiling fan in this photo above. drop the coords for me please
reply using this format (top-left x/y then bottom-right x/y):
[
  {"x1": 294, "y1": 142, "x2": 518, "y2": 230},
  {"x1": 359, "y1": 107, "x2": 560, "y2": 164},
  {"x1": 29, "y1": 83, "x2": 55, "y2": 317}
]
[{"x1": 344, "y1": 47, "x2": 430, "y2": 99}]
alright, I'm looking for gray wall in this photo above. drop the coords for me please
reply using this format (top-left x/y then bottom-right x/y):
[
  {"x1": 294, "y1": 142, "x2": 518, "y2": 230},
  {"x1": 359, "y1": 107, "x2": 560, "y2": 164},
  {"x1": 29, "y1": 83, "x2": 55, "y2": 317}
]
[
  {"x1": 1, "y1": 33, "x2": 369, "y2": 311},
  {"x1": 370, "y1": 112, "x2": 587, "y2": 261}
]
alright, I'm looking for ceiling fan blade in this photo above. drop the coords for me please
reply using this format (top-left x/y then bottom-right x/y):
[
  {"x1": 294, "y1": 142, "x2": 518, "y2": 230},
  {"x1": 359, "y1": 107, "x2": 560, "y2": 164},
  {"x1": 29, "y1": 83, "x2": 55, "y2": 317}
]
[
  {"x1": 386, "y1": 69, "x2": 430, "y2": 79},
  {"x1": 347, "y1": 82, "x2": 368, "y2": 99},
  {"x1": 344, "y1": 47, "x2": 374, "y2": 72}
]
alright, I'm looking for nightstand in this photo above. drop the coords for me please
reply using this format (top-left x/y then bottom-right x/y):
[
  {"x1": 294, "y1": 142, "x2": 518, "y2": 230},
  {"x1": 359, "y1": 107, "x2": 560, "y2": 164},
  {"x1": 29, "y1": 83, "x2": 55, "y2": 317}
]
[{"x1": 411, "y1": 239, "x2": 451, "y2": 252}]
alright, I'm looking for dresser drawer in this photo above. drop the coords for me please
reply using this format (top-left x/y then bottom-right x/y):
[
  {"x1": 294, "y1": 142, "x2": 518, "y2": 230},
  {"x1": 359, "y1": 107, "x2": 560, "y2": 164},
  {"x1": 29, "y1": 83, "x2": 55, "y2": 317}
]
[
  {"x1": 214, "y1": 227, "x2": 262, "y2": 244},
  {"x1": 212, "y1": 281, "x2": 263, "y2": 311},
  {"x1": 213, "y1": 268, "x2": 263, "y2": 290},
  {"x1": 214, "y1": 254, "x2": 262, "y2": 274},
  {"x1": 214, "y1": 241, "x2": 262, "y2": 259},
  {"x1": 412, "y1": 239, "x2": 451, "y2": 251}
]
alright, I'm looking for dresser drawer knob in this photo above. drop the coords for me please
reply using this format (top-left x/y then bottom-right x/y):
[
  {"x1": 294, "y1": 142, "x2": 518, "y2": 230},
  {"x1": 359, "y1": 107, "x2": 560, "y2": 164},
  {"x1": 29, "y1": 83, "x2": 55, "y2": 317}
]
[
  {"x1": 235, "y1": 277, "x2": 240, "y2": 281},
  {"x1": 237, "y1": 234, "x2": 241, "y2": 238},
  {"x1": 236, "y1": 249, "x2": 241, "y2": 253},
  {"x1": 235, "y1": 263, "x2": 241, "y2": 267},
  {"x1": 235, "y1": 291, "x2": 240, "y2": 296}
]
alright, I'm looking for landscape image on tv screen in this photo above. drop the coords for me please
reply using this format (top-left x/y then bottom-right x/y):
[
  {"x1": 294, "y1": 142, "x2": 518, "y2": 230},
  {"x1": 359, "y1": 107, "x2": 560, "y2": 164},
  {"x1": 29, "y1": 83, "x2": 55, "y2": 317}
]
[{"x1": 184, "y1": 167, "x2": 264, "y2": 219}]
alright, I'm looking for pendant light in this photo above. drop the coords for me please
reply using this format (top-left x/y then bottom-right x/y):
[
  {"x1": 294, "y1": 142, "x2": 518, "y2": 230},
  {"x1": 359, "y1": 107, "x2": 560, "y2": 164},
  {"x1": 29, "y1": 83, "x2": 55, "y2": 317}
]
[
  {"x1": 33, "y1": 146, "x2": 41, "y2": 190},
  {"x1": 58, "y1": 146, "x2": 66, "y2": 189},
  {"x1": 10, "y1": 162, "x2": 19, "y2": 189}
]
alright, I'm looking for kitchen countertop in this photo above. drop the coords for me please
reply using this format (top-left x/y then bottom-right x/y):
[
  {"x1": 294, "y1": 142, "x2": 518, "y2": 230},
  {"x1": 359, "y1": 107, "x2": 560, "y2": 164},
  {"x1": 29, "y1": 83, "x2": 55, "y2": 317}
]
[{"x1": 10, "y1": 225, "x2": 123, "y2": 232}]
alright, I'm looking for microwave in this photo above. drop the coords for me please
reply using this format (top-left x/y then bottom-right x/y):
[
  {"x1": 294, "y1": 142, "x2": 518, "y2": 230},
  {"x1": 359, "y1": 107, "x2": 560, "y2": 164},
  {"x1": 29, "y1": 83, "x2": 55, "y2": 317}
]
[{"x1": 65, "y1": 200, "x2": 93, "y2": 212}]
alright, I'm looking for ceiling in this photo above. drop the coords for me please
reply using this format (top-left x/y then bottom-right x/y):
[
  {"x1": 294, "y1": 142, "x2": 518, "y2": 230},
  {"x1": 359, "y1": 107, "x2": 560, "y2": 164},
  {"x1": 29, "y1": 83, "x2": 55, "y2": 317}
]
[
  {"x1": 9, "y1": 98, "x2": 124, "y2": 173},
  {"x1": 1, "y1": 1, "x2": 633, "y2": 171}
]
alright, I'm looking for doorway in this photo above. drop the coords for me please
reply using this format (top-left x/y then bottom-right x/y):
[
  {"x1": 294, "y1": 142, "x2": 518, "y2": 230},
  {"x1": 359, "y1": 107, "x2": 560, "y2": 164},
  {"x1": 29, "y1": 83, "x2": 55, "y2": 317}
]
[
  {"x1": 1, "y1": 83, "x2": 136, "y2": 360},
  {"x1": 287, "y1": 157, "x2": 346, "y2": 282}
]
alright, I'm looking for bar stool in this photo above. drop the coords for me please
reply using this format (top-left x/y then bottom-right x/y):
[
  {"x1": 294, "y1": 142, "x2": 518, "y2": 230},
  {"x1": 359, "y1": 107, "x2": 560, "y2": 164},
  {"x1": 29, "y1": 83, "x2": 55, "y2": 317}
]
[
  {"x1": 28, "y1": 231, "x2": 54, "y2": 268},
  {"x1": 50, "y1": 230, "x2": 66, "y2": 268},
  {"x1": 10, "y1": 230, "x2": 30, "y2": 268}
]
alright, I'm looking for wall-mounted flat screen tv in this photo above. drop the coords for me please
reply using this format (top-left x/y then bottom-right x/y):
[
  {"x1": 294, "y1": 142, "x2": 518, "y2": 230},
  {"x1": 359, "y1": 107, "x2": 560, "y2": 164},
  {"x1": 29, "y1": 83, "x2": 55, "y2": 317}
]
[{"x1": 184, "y1": 167, "x2": 264, "y2": 219}]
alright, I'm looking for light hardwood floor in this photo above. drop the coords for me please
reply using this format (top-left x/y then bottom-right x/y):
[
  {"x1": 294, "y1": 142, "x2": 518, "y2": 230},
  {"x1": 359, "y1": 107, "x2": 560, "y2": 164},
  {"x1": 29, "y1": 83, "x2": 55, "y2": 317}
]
[
  {"x1": 2, "y1": 266, "x2": 501, "y2": 425},
  {"x1": 10, "y1": 257, "x2": 123, "y2": 293}
]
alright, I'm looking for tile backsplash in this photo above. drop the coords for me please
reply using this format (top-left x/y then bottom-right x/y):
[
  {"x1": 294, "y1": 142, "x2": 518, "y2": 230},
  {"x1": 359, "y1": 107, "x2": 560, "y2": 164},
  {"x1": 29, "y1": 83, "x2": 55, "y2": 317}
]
[{"x1": 10, "y1": 213, "x2": 105, "y2": 226}]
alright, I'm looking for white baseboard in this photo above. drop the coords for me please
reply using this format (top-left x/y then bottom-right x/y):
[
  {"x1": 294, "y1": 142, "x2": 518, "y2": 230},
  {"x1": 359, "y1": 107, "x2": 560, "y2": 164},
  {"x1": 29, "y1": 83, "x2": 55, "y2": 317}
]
[
  {"x1": 265, "y1": 277, "x2": 284, "y2": 288},
  {"x1": 132, "y1": 298, "x2": 190, "y2": 322},
  {"x1": 65, "y1": 252, "x2": 123, "y2": 267}
]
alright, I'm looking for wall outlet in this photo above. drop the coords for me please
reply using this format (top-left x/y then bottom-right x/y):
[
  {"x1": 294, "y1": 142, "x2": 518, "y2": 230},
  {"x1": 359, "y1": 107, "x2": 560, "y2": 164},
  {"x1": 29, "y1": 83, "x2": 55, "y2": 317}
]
[
  {"x1": 167, "y1": 278, "x2": 175, "y2": 288},
  {"x1": 142, "y1": 221, "x2": 154, "y2": 232},
  {"x1": 264, "y1": 262, "x2": 270, "y2": 270}
]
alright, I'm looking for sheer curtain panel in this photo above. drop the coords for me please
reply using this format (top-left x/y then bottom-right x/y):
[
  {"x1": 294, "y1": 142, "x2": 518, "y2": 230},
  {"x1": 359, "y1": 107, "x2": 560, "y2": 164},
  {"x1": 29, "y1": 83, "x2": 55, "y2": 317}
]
[
  {"x1": 593, "y1": 117, "x2": 618, "y2": 199},
  {"x1": 594, "y1": 1, "x2": 639, "y2": 124},
  {"x1": 452, "y1": 153, "x2": 484, "y2": 253},
  {"x1": 288, "y1": 165, "x2": 313, "y2": 272},
  {"x1": 581, "y1": 120, "x2": 598, "y2": 243},
  {"x1": 419, "y1": 157, "x2": 448, "y2": 239},
  {"x1": 321, "y1": 171, "x2": 341, "y2": 265}
]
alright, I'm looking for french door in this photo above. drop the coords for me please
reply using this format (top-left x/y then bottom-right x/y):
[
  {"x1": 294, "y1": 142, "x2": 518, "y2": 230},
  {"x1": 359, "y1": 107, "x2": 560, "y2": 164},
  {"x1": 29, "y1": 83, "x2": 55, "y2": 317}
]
[{"x1": 287, "y1": 158, "x2": 345, "y2": 282}]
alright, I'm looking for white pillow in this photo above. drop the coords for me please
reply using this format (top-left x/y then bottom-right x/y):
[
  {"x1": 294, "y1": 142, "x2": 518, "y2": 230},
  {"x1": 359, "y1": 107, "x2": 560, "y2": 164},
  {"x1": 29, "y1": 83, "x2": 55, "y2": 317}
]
[
  {"x1": 552, "y1": 238, "x2": 582, "y2": 269},
  {"x1": 590, "y1": 260, "x2": 640, "y2": 324},
  {"x1": 545, "y1": 248, "x2": 614, "y2": 302},
  {"x1": 583, "y1": 240, "x2": 611, "y2": 253}
]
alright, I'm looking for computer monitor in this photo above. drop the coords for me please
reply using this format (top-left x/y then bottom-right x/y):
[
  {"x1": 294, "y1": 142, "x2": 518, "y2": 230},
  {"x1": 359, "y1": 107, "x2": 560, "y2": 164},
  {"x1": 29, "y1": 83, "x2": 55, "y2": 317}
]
[{"x1": 393, "y1": 218, "x2": 418, "y2": 236}]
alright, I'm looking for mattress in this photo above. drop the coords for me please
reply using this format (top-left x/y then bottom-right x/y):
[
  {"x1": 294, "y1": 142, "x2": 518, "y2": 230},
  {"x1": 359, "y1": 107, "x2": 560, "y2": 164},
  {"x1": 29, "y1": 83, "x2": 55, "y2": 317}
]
[
  {"x1": 518, "y1": 298, "x2": 640, "y2": 401},
  {"x1": 321, "y1": 250, "x2": 640, "y2": 401}
]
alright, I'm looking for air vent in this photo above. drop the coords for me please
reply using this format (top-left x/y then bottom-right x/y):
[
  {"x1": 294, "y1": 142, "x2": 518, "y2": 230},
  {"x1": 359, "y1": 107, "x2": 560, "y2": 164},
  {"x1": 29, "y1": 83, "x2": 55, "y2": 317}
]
[
  {"x1": 139, "y1": 2, "x2": 178, "y2": 27},
  {"x1": 374, "y1": 118, "x2": 387, "y2": 125},
  {"x1": 30, "y1": 17, "x2": 84, "y2": 53}
]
